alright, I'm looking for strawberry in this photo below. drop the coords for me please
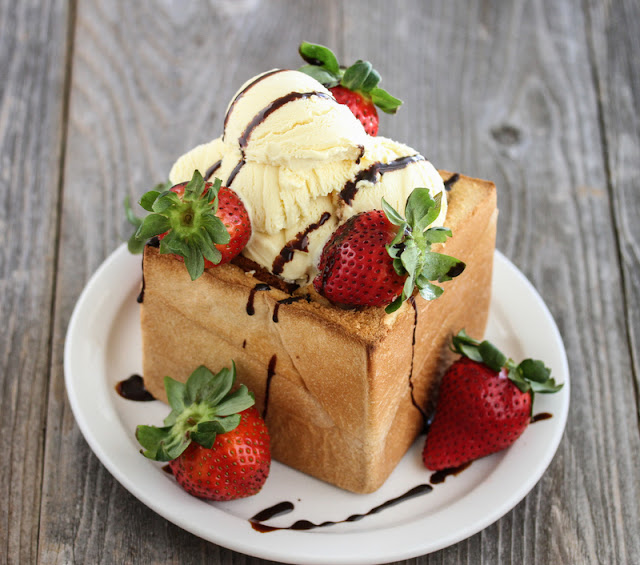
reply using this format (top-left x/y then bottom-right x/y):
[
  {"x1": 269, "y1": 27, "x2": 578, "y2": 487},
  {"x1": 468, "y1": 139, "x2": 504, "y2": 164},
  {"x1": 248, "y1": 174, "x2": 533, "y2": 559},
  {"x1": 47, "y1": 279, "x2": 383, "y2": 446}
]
[
  {"x1": 126, "y1": 170, "x2": 251, "y2": 280},
  {"x1": 422, "y1": 330, "x2": 564, "y2": 470},
  {"x1": 136, "y1": 364, "x2": 271, "y2": 501},
  {"x1": 313, "y1": 188, "x2": 465, "y2": 313},
  {"x1": 330, "y1": 85, "x2": 379, "y2": 137},
  {"x1": 298, "y1": 41, "x2": 402, "y2": 135}
]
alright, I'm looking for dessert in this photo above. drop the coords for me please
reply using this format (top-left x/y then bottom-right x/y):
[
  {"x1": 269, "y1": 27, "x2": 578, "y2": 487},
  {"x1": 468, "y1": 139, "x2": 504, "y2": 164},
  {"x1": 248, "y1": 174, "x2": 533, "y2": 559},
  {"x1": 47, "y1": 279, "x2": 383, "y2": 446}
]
[{"x1": 133, "y1": 48, "x2": 498, "y2": 493}]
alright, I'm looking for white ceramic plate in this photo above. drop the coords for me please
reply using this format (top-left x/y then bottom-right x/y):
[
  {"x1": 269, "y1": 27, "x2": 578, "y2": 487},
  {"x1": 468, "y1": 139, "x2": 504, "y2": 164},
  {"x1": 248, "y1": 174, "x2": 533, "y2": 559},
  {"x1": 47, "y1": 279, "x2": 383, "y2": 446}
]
[{"x1": 65, "y1": 245, "x2": 569, "y2": 565}]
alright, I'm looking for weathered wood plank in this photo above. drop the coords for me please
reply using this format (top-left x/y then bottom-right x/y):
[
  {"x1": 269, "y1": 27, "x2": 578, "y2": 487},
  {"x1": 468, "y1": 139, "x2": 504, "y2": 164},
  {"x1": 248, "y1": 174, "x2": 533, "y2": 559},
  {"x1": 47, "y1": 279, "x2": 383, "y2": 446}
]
[
  {"x1": 36, "y1": 0, "x2": 640, "y2": 564},
  {"x1": 0, "y1": 0, "x2": 71, "y2": 563},
  {"x1": 583, "y1": 0, "x2": 640, "y2": 561}
]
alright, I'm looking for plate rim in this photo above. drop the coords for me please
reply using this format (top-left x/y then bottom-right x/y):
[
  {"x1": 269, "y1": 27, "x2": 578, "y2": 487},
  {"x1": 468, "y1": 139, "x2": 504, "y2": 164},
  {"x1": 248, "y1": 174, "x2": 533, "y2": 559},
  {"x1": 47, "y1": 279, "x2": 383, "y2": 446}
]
[{"x1": 64, "y1": 245, "x2": 570, "y2": 564}]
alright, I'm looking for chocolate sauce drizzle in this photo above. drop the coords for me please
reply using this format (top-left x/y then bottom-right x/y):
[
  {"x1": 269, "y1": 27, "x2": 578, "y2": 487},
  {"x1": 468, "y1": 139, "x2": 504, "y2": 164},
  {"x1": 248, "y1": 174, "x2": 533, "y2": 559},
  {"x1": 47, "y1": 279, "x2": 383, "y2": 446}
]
[
  {"x1": 137, "y1": 237, "x2": 160, "y2": 303},
  {"x1": 250, "y1": 483, "x2": 433, "y2": 533},
  {"x1": 339, "y1": 155, "x2": 425, "y2": 205},
  {"x1": 531, "y1": 412, "x2": 553, "y2": 423},
  {"x1": 246, "y1": 283, "x2": 271, "y2": 315},
  {"x1": 223, "y1": 69, "x2": 286, "y2": 133},
  {"x1": 204, "y1": 160, "x2": 222, "y2": 181},
  {"x1": 115, "y1": 375, "x2": 155, "y2": 402},
  {"x1": 429, "y1": 462, "x2": 472, "y2": 484},
  {"x1": 443, "y1": 173, "x2": 460, "y2": 191},
  {"x1": 272, "y1": 295, "x2": 311, "y2": 323},
  {"x1": 262, "y1": 354, "x2": 277, "y2": 420},
  {"x1": 408, "y1": 298, "x2": 428, "y2": 422},
  {"x1": 226, "y1": 158, "x2": 245, "y2": 187},
  {"x1": 272, "y1": 212, "x2": 331, "y2": 276},
  {"x1": 239, "y1": 91, "x2": 331, "y2": 150},
  {"x1": 226, "y1": 90, "x2": 332, "y2": 188}
]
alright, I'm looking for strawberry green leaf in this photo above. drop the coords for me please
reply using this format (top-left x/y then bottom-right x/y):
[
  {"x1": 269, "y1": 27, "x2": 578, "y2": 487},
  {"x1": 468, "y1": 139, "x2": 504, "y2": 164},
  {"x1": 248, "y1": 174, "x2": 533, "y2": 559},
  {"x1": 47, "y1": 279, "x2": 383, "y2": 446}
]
[
  {"x1": 381, "y1": 197, "x2": 406, "y2": 226},
  {"x1": 298, "y1": 64, "x2": 340, "y2": 88},
  {"x1": 164, "y1": 376, "x2": 186, "y2": 412},
  {"x1": 140, "y1": 190, "x2": 161, "y2": 212},
  {"x1": 341, "y1": 60, "x2": 374, "y2": 92},
  {"x1": 382, "y1": 188, "x2": 465, "y2": 311},
  {"x1": 185, "y1": 365, "x2": 218, "y2": 405},
  {"x1": 214, "y1": 385, "x2": 255, "y2": 416},
  {"x1": 298, "y1": 42, "x2": 402, "y2": 113},
  {"x1": 136, "y1": 213, "x2": 171, "y2": 240},
  {"x1": 449, "y1": 330, "x2": 564, "y2": 403},
  {"x1": 425, "y1": 226, "x2": 452, "y2": 245},
  {"x1": 405, "y1": 190, "x2": 440, "y2": 232},
  {"x1": 136, "y1": 363, "x2": 256, "y2": 462},
  {"x1": 298, "y1": 42, "x2": 340, "y2": 75},
  {"x1": 370, "y1": 87, "x2": 403, "y2": 114},
  {"x1": 478, "y1": 340, "x2": 507, "y2": 372}
]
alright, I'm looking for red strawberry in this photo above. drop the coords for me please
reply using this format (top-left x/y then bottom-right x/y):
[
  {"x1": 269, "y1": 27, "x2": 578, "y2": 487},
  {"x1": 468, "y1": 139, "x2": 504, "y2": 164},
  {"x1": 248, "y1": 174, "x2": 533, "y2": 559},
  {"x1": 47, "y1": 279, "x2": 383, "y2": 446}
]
[
  {"x1": 162, "y1": 181, "x2": 251, "y2": 267},
  {"x1": 330, "y1": 85, "x2": 379, "y2": 136},
  {"x1": 313, "y1": 188, "x2": 465, "y2": 313},
  {"x1": 137, "y1": 364, "x2": 271, "y2": 501},
  {"x1": 128, "y1": 170, "x2": 251, "y2": 280},
  {"x1": 169, "y1": 406, "x2": 270, "y2": 501},
  {"x1": 297, "y1": 41, "x2": 403, "y2": 136},
  {"x1": 422, "y1": 331, "x2": 563, "y2": 470}
]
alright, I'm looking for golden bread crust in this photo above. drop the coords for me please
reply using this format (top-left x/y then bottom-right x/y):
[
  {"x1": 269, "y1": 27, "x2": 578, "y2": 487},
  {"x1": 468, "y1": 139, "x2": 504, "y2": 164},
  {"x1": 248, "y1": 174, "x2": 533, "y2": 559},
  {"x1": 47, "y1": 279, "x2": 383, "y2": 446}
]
[{"x1": 140, "y1": 171, "x2": 497, "y2": 493}]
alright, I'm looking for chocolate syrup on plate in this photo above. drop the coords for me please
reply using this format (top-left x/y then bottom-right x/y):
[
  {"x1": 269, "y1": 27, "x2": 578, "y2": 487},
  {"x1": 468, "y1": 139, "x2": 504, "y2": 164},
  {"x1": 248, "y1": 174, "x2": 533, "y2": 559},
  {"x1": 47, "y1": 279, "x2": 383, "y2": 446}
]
[
  {"x1": 272, "y1": 212, "x2": 331, "y2": 276},
  {"x1": 531, "y1": 412, "x2": 553, "y2": 423},
  {"x1": 429, "y1": 462, "x2": 472, "y2": 484},
  {"x1": 115, "y1": 375, "x2": 155, "y2": 402},
  {"x1": 246, "y1": 283, "x2": 271, "y2": 315},
  {"x1": 250, "y1": 483, "x2": 433, "y2": 533}
]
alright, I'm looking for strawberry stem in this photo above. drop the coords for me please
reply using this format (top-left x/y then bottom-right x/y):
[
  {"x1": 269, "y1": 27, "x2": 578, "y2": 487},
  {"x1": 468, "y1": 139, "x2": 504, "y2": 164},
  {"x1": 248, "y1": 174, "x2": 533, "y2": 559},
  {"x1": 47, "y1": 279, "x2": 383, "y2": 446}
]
[
  {"x1": 136, "y1": 363, "x2": 255, "y2": 462},
  {"x1": 383, "y1": 189, "x2": 466, "y2": 313},
  {"x1": 451, "y1": 330, "x2": 564, "y2": 406}
]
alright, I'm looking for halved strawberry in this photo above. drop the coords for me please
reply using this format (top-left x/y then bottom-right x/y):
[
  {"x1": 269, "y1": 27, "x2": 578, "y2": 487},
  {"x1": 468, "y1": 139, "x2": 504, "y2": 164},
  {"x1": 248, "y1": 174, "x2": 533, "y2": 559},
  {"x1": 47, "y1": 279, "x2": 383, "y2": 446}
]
[
  {"x1": 313, "y1": 188, "x2": 465, "y2": 312},
  {"x1": 126, "y1": 170, "x2": 251, "y2": 280},
  {"x1": 298, "y1": 41, "x2": 402, "y2": 135},
  {"x1": 137, "y1": 364, "x2": 271, "y2": 501}
]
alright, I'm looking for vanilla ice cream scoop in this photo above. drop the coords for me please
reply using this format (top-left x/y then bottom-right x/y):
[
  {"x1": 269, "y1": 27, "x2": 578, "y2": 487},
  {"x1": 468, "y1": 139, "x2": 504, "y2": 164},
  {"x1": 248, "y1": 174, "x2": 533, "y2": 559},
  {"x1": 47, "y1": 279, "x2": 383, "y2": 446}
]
[{"x1": 169, "y1": 69, "x2": 447, "y2": 285}]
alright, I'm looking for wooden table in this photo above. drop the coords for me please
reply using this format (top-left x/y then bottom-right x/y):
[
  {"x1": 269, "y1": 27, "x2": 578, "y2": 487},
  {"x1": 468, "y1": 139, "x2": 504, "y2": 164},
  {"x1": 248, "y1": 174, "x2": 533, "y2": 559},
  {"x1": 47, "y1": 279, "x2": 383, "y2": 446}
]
[{"x1": 2, "y1": 1, "x2": 639, "y2": 563}]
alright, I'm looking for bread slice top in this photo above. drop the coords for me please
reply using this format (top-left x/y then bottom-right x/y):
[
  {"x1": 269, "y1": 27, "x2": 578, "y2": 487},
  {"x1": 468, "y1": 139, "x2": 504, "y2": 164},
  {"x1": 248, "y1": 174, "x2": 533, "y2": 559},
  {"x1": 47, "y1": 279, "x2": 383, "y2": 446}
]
[{"x1": 142, "y1": 171, "x2": 496, "y2": 347}]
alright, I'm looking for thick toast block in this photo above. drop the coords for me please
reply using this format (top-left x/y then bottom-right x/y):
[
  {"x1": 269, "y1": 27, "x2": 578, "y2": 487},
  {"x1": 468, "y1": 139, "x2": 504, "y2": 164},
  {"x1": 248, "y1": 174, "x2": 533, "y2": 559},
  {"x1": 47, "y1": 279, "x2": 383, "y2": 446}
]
[{"x1": 140, "y1": 172, "x2": 497, "y2": 493}]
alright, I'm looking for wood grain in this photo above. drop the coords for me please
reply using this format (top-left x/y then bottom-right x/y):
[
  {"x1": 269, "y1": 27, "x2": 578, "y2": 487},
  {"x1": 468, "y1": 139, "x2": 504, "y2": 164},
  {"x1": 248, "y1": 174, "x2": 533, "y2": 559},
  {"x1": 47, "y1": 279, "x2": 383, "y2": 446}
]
[
  {"x1": 0, "y1": 1, "x2": 71, "y2": 564},
  {"x1": 0, "y1": 0, "x2": 632, "y2": 563}
]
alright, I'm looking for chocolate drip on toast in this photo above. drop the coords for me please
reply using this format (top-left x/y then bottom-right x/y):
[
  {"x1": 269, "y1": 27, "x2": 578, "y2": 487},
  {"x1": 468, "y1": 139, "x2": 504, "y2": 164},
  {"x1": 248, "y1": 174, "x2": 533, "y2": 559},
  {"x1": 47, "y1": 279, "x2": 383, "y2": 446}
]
[
  {"x1": 262, "y1": 355, "x2": 277, "y2": 420},
  {"x1": 272, "y1": 295, "x2": 311, "y2": 323},
  {"x1": 408, "y1": 297, "x2": 428, "y2": 422},
  {"x1": 246, "y1": 283, "x2": 271, "y2": 315},
  {"x1": 443, "y1": 172, "x2": 460, "y2": 191}
]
